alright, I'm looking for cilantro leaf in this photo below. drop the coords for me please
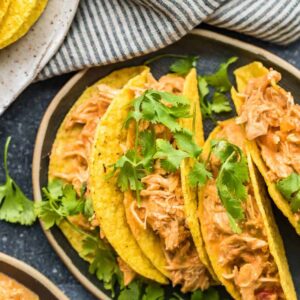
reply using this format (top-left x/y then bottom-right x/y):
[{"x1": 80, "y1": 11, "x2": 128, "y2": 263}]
[
  {"x1": 83, "y1": 197, "x2": 94, "y2": 219},
  {"x1": 174, "y1": 129, "x2": 202, "y2": 158},
  {"x1": 113, "y1": 150, "x2": 144, "y2": 192},
  {"x1": 189, "y1": 161, "x2": 212, "y2": 187},
  {"x1": 139, "y1": 129, "x2": 156, "y2": 170},
  {"x1": 277, "y1": 173, "x2": 300, "y2": 213},
  {"x1": 118, "y1": 281, "x2": 142, "y2": 300},
  {"x1": 0, "y1": 137, "x2": 36, "y2": 225},
  {"x1": 198, "y1": 76, "x2": 209, "y2": 100},
  {"x1": 134, "y1": 90, "x2": 190, "y2": 133},
  {"x1": 211, "y1": 92, "x2": 232, "y2": 114},
  {"x1": 154, "y1": 139, "x2": 189, "y2": 172},
  {"x1": 142, "y1": 282, "x2": 164, "y2": 300},
  {"x1": 191, "y1": 290, "x2": 203, "y2": 300},
  {"x1": 169, "y1": 56, "x2": 198, "y2": 76},
  {"x1": 204, "y1": 57, "x2": 238, "y2": 92},
  {"x1": 82, "y1": 235, "x2": 121, "y2": 293},
  {"x1": 203, "y1": 287, "x2": 220, "y2": 300},
  {"x1": 191, "y1": 288, "x2": 220, "y2": 300},
  {"x1": 211, "y1": 140, "x2": 249, "y2": 233},
  {"x1": 35, "y1": 179, "x2": 85, "y2": 229}
]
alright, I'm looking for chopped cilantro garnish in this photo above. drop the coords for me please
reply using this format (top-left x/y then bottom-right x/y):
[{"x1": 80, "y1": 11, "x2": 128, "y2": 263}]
[
  {"x1": 211, "y1": 140, "x2": 249, "y2": 233},
  {"x1": 35, "y1": 179, "x2": 85, "y2": 229},
  {"x1": 0, "y1": 137, "x2": 36, "y2": 225},
  {"x1": 169, "y1": 56, "x2": 198, "y2": 76},
  {"x1": 277, "y1": 173, "x2": 300, "y2": 213}
]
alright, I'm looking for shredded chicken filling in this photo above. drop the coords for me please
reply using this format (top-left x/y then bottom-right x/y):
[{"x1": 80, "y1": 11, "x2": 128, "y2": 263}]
[
  {"x1": 130, "y1": 75, "x2": 211, "y2": 292},
  {"x1": 236, "y1": 70, "x2": 300, "y2": 186},
  {"x1": 202, "y1": 125, "x2": 285, "y2": 300},
  {"x1": 53, "y1": 84, "x2": 119, "y2": 191}
]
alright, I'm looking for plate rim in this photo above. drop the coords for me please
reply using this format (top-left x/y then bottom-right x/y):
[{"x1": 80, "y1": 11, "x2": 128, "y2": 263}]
[
  {"x1": 0, "y1": 252, "x2": 68, "y2": 300},
  {"x1": 32, "y1": 28, "x2": 300, "y2": 300}
]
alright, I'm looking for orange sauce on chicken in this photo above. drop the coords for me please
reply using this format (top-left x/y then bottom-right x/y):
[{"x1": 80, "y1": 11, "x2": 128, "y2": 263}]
[{"x1": 0, "y1": 273, "x2": 39, "y2": 300}]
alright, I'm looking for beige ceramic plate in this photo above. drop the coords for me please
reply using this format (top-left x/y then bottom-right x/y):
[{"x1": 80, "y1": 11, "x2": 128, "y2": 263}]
[
  {"x1": 32, "y1": 29, "x2": 300, "y2": 299},
  {"x1": 0, "y1": 252, "x2": 68, "y2": 300}
]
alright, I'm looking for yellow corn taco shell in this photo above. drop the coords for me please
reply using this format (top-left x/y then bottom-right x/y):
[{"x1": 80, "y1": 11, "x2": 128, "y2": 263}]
[
  {"x1": 48, "y1": 66, "x2": 149, "y2": 264},
  {"x1": 231, "y1": 62, "x2": 300, "y2": 234},
  {"x1": 198, "y1": 119, "x2": 296, "y2": 300},
  {"x1": 181, "y1": 69, "x2": 217, "y2": 280},
  {"x1": 0, "y1": 0, "x2": 10, "y2": 26},
  {"x1": 90, "y1": 67, "x2": 168, "y2": 284},
  {"x1": 0, "y1": 0, "x2": 48, "y2": 49}
]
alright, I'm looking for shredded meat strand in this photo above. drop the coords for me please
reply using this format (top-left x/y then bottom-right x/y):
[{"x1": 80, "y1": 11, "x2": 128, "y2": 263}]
[{"x1": 236, "y1": 69, "x2": 300, "y2": 184}]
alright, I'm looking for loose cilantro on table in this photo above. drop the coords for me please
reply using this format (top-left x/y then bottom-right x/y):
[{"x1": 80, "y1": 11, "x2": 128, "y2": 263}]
[
  {"x1": 277, "y1": 173, "x2": 300, "y2": 213},
  {"x1": 211, "y1": 140, "x2": 249, "y2": 233},
  {"x1": 0, "y1": 137, "x2": 36, "y2": 225}
]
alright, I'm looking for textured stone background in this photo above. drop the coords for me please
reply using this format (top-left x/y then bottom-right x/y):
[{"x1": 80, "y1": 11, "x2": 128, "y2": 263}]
[{"x1": 0, "y1": 24, "x2": 299, "y2": 300}]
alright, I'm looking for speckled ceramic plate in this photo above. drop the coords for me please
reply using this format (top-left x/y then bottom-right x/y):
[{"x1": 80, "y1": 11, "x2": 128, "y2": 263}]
[
  {"x1": 0, "y1": 0, "x2": 79, "y2": 115},
  {"x1": 32, "y1": 29, "x2": 300, "y2": 299},
  {"x1": 0, "y1": 252, "x2": 68, "y2": 300}
]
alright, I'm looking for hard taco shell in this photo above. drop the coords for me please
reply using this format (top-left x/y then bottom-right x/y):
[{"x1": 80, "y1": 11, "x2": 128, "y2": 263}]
[
  {"x1": 231, "y1": 61, "x2": 300, "y2": 234},
  {"x1": 48, "y1": 66, "x2": 149, "y2": 265},
  {"x1": 90, "y1": 67, "x2": 168, "y2": 284},
  {"x1": 198, "y1": 119, "x2": 296, "y2": 300}
]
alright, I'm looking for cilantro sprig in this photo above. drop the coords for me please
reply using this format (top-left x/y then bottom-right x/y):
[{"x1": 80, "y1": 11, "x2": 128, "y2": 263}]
[
  {"x1": 82, "y1": 235, "x2": 122, "y2": 293},
  {"x1": 277, "y1": 173, "x2": 300, "y2": 213},
  {"x1": 144, "y1": 54, "x2": 198, "y2": 76},
  {"x1": 210, "y1": 140, "x2": 249, "y2": 233},
  {"x1": 199, "y1": 57, "x2": 238, "y2": 120},
  {"x1": 111, "y1": 90, "x2": 206, "y2": 204},
  {"x1": 0, "y1": 137, "x2": 36, "y2": 225},
  {"x1": 35, "y1": 179, "x2": 86, "y2": 229},
  {"x1": 169, "y1": 56, "x2": 198, "y2": 76}
]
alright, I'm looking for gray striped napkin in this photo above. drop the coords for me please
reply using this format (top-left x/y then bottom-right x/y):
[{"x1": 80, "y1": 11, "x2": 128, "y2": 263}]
[{"x1": 38, "y1": 0, "x2": 300, "y2": 80}]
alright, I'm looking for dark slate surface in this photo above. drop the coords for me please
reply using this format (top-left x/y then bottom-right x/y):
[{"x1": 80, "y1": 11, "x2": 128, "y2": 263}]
[{"x1": 0, "y1": 24, "x2": 299, "y2": 300}]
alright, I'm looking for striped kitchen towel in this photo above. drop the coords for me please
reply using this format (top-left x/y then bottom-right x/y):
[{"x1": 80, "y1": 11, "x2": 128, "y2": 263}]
[{"x1": 39, "y1": 0, "x2": 300, "y2": 80}]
